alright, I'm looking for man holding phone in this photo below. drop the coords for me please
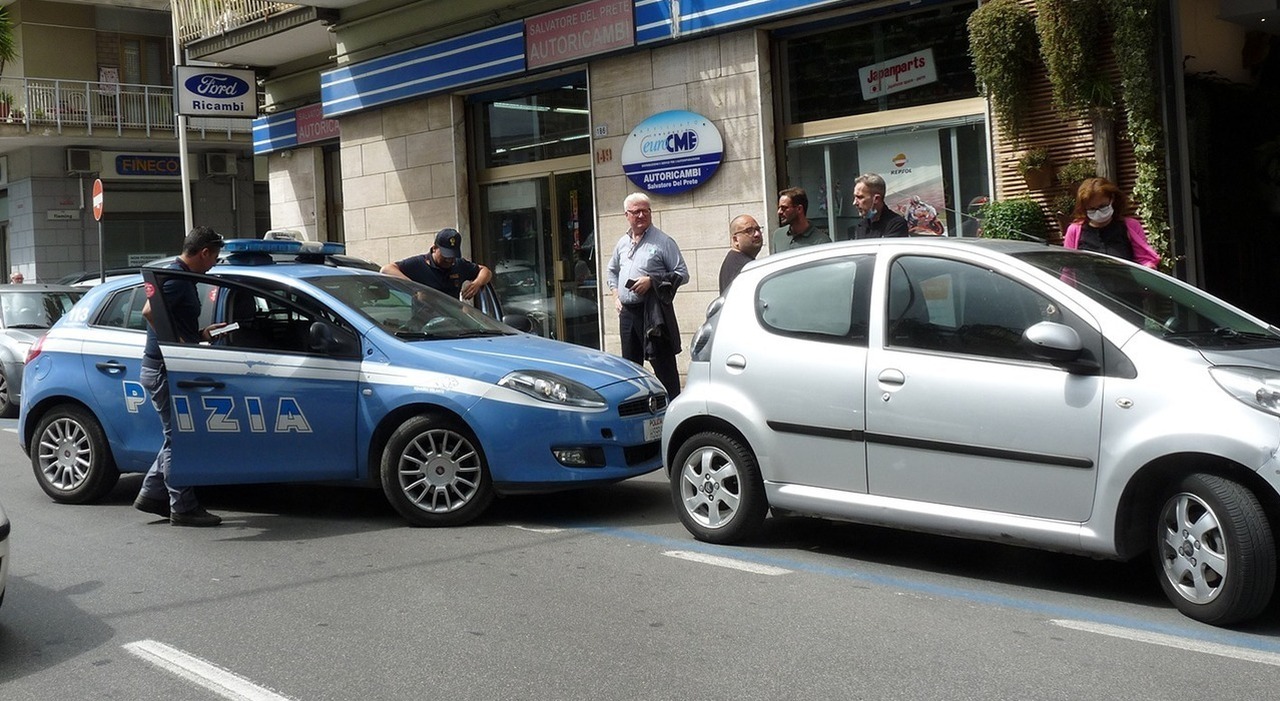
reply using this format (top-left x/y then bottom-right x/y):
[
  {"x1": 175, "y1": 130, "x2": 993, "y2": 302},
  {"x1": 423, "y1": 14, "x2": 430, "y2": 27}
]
[{"x1": 605, "y1": 192, "x2": 688, "y2": 398}]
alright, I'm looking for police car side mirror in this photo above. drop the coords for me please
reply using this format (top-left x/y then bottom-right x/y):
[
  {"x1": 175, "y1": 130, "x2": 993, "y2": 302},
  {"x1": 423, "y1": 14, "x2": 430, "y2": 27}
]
[
  {"x1": 312, "y1": 322, "x2": 363, "y2": 355},
  {"x1": 502, "y1": 314, "x2": 533, "y2": 333}
]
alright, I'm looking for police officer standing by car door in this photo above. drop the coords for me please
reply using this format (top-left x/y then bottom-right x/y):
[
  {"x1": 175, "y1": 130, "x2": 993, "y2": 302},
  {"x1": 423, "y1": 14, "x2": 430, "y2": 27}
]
[
  {"x1": 381, "y1": 228, "x2": 493, "y2": 300},
  {"x1": 134, "y1": 226, "x2": 228, "y2": 527},
  {"x1": 606, "y1": 192, "x2": 689, "y2": 398}
]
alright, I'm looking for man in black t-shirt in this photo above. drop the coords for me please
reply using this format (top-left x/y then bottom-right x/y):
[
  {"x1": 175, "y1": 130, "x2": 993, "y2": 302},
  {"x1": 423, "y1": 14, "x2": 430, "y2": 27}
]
[
  {"x1": 381, "y1": 228, "x2": 493, "y2": 300},
  {"x1": 135, "y1": 226, "x2": 227, "y2": 528}
]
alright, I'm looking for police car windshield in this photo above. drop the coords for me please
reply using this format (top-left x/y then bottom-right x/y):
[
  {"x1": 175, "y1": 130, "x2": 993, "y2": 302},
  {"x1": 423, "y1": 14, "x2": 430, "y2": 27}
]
[{"x1": 309, "y1": 274, "x2": 515, "y2": 339}]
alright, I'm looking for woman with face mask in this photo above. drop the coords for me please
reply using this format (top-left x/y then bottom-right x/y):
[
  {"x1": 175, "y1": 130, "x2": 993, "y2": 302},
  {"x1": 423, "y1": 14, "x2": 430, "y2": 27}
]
[{"x1": 1062, "y1": 177, "x2": 1160, "y2": 268}]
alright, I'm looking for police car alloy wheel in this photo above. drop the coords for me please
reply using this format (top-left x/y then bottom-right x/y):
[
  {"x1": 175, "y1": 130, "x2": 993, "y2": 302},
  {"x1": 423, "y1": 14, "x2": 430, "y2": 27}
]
[
  {"x1": 1153, "y1": 473, "x2": 1276, "y2": 625},
  {"x1": 31, "y1": 405, "x2": 120, "y2": 503},
  {"x1": 671, "y1": 430, "x2": 768, "y2": 544},
  {"x1": 380, "y1": 414, "x2": 495, "y2": 527}
]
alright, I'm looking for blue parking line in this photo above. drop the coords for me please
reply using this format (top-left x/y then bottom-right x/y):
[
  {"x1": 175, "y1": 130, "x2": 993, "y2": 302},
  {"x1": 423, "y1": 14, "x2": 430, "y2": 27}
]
[{"x1": 572, "y1": 523, "x2": 1280, "y2": 653}]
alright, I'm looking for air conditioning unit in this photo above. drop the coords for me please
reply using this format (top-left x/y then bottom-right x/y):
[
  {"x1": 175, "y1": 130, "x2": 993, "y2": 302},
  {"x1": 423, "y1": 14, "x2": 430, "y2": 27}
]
[
  {"x1": 205, "y1": 152, "x2": 238, "y2": 177},
  {"x1": 66, "y1": 148, "x2": 101, "y2": 174}
]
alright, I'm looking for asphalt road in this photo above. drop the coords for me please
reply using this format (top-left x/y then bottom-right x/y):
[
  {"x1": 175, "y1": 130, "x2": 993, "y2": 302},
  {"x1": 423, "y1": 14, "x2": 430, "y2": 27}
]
[{"x1": 2, "y1": 417, "x2": 1280, "y2": 700}]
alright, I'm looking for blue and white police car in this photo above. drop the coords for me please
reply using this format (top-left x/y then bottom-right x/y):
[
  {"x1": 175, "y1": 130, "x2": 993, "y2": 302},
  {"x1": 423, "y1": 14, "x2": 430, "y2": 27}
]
[{"x1": 18, "y1": 239, "x2": 667, "y2": 526}]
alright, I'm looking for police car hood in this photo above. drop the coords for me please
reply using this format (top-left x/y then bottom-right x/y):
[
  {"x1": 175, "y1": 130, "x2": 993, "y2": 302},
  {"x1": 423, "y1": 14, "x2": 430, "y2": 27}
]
[{"x1": 396, "y1": 333, "x2": 653, "y2": 391}]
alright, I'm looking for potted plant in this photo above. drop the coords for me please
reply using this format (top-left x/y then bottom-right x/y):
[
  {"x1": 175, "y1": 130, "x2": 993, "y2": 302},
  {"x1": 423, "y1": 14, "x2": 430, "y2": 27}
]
[
  {"x1": 978, "y1": 197, "x2": 1051, "y2": 242},
  {"x1": 1016, "y1": 147, "x2": 1053, "y2": 190},
  {"x1": 1057, "y1": 158, "x2": 1097, "y2": 193},
  {"x1": 967, "y1": 0, "x2": 1039, "y2": 141},
  {"x1": 0, "y1": 90, "x2": 11, "y2": 120}
]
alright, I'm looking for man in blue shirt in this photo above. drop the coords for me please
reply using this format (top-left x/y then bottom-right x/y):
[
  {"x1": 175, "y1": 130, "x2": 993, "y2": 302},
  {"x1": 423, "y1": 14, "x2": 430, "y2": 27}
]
[
  {"x1": 381, "y1": 228, "x2": 493, "y2": 299},
  {"x1": 135, "y1": 226, "x2": 228, "y2": 527},
  {"x1": 606, "y1": 193, "x2": 689, "y2": 398}
]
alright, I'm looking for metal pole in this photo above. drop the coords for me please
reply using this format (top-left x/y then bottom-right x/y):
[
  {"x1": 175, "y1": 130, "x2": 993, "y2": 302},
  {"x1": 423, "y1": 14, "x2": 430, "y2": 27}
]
[{"x1": 170, "y1": 2, "x2": 193, "y2": 233}]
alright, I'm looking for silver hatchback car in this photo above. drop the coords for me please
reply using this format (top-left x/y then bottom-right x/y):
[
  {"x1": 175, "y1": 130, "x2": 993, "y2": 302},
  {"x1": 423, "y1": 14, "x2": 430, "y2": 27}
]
[{"x1": 663, "y1": 238, "x2": 1280, "y2": 626}]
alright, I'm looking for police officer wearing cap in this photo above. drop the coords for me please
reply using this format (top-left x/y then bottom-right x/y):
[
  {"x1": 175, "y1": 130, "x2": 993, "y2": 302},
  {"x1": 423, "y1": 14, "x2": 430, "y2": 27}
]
[{"x1": 381, "y1": 228, "x2": 493, "y2": 299}]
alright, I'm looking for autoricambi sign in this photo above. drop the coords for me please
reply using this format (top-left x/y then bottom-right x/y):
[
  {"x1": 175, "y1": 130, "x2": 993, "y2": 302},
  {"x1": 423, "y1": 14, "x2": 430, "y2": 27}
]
[{"x1": 621, "y1": 110, "x2": 723, "y2": 195}]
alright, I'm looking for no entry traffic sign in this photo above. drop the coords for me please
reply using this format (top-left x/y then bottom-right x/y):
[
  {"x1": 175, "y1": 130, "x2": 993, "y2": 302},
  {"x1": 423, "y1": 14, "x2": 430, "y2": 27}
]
[{"x1": 92, "y1": 179, "x2": 104, "y2": 221}]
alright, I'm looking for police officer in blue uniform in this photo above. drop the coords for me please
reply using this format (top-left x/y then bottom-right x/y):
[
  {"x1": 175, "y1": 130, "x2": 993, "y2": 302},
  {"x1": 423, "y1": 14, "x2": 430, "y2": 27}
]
[
  {"x1": 135, "y1": 226, "x2": 228, "y2": 527},
  {"x1": 381, "y1": 228, "x2": 493, "y2": 300}
]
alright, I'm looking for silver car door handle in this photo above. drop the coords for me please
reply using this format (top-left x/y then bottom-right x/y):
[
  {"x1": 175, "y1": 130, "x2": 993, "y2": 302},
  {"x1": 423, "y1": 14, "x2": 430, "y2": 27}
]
[
  {"x1": 877, "y1": 368, "x2": 905, "y2": 387},
  {"x1": 94, "y1": 361, "x2": 127, "y2": 374}
]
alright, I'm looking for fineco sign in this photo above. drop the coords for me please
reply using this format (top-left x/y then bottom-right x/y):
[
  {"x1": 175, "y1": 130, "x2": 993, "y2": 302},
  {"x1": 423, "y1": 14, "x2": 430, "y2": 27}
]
[
  {"x1": 621, "y1": 110, "x2": 723, "y2": 195},
  {"x1": 176, "y1": 66, "x2": 258, "y2": 118}
]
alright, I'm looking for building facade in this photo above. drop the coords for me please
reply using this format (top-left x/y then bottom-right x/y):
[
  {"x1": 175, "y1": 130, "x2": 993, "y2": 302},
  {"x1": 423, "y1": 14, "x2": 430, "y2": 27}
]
[{"x1": 184, "y1": 0, "x2": 1280, "y2": 362}]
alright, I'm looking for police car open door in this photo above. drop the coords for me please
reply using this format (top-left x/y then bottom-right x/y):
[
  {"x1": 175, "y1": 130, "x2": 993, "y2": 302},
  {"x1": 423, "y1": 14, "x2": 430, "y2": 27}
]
[{"x1": 142, "y1": 268, "x2": 362, "y2": 486}]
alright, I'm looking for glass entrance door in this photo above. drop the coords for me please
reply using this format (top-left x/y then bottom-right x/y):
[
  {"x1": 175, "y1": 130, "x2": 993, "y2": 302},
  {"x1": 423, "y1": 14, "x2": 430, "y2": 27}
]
[{"x1": 479, "y1": 170, "x2": 599, "y2": 349}]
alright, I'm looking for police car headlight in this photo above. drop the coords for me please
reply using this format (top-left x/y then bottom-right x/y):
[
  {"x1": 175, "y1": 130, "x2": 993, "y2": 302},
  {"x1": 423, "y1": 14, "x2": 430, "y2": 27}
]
[
  {"x1": 499, "y1": 371, "x2": 606, "y2": 408},
  {"x1": 1209, "y1": 366, "x2": 1280, "y2": 417}
]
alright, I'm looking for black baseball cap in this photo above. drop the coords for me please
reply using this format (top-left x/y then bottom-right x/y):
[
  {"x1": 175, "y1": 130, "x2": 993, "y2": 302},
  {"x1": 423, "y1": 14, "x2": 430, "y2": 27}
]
[{"x1": 435, "y1": 228, "x2": 461, "y2": 258}]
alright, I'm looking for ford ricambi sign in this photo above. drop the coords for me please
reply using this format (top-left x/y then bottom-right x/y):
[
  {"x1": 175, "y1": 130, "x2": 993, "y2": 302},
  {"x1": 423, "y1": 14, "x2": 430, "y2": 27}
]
[{"x1": 175, "y1": 66, "x2": 258, "y2": 118}]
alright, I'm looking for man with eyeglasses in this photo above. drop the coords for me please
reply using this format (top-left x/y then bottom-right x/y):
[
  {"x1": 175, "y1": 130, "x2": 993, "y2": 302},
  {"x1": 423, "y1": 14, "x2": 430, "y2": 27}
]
[
  {"x1": 719, "y1": 214, "x2": 764, "y2": 294},
  {"x1": 770, "y1": 187, "x2": 831, "y2": 254},
  {"x1": 606, "y1": 192, "x2": 689, "y2": 398}
]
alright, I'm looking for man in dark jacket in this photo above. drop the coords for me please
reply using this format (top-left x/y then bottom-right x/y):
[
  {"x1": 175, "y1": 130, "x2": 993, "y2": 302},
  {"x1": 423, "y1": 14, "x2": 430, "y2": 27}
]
[{"x1": 849, "y1": 173, "x2": 909, "y2": 240}]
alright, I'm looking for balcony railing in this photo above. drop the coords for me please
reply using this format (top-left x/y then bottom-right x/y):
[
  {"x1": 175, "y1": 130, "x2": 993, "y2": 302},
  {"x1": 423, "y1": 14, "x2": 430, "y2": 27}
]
[
  {"x1": 175, "y1": 0, "x2": 299, "y2": 44},
  {"x1": 0, "y1": 77, "x2": 252, "y2": 139}
]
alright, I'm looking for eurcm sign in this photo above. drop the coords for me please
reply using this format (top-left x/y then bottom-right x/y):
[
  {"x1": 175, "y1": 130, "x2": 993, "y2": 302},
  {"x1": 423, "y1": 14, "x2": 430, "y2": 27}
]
[{"x1": 175, "y1": 66, "x2": 258, "y2": 118}]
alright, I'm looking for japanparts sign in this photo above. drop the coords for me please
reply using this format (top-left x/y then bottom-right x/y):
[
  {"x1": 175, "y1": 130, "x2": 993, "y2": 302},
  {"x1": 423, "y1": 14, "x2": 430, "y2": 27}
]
[
  {"x1": 621, "y1": 110, "x2": 723, "y2": 195},
  {"x1": 858, "y1": 48, "x2": 937, "y2": 101},
  {"x1": 525, "y1": 0, "x2": 634, "y2": 70},
  {"x1": 175, "y1": 66, "x2": 258, "y2": 118}
]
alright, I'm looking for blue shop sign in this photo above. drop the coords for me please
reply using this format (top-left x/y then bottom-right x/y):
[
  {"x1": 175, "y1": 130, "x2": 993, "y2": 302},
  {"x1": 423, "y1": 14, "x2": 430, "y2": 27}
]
[{"x1": 621, "y1": 110, "x2": 723, "y2": 195}]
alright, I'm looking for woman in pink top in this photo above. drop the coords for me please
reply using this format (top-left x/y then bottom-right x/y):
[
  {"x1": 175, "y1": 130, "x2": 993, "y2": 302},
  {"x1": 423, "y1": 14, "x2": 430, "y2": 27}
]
[{"x1": 1062, "y1": 177, "x2": 1160, "y2": 268}]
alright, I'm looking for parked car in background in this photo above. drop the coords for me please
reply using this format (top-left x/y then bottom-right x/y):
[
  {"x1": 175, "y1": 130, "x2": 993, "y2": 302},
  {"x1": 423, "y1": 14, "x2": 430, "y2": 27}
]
[
  {"x1": 0, "y1": 284, "x2": 85, "y2": 417},
  {"x1": 21, "y1": 239, "x2": 664, "y2": 527},
  {"x1": 664, "y1": 237, "x2": 1280, "y2": 626}
]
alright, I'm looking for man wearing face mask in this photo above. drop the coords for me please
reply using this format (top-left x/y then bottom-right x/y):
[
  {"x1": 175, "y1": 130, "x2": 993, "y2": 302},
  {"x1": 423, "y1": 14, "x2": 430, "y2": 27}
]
[
  {"x1": 848, "y1": 173, "x2": 909, "y2": 240},
  {"x1": 1063, "y1": 177, "x2": 1160, "y2": 268}
]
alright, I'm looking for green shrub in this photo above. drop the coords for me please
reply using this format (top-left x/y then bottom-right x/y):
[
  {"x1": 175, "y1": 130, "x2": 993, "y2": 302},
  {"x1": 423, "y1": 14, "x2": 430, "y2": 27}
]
[{"x1": 980, "y1": 198, "x2": 1050, "y2": 241}]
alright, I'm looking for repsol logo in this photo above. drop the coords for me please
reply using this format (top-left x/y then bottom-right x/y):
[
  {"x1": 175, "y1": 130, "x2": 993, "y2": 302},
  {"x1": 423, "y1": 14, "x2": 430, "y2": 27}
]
[
  {"x1": 641, "y1": 130, "x2": 699, "y2": 158},
  {"x1": 184, "y1": 73, "x2": 251, "y2": 99}
]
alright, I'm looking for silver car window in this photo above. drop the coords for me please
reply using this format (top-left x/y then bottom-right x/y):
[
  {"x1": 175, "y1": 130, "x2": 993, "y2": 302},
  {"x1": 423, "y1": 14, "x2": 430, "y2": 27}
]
[
  {"x1": 888, "y1": 255, "x2": 1057, "y2": 361},
  {"x1": 757, "y1": 256, "x2": 870, "y2": 344}
]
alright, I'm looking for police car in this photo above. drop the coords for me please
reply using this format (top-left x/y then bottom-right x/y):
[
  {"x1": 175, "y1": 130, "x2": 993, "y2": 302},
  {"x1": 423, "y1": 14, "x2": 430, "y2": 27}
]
[{"x1": 19, "y1": 239, "x2": 666, "y2": 526}]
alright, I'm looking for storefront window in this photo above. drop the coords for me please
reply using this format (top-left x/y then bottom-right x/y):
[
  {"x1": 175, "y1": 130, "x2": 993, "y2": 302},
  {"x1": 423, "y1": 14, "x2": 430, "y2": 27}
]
[
  {"x1": 785, "y1": 121, "x2": 989, "y2": 240},
  {"x1": 780, "y1": 3, "x2": 978, "y2": 124},
  {"x1": 478, "y1": 78, "x2": 590, "y2": 168},
  {"x1": 778, "y1": 2, "x2": 988, "y2": 240}
]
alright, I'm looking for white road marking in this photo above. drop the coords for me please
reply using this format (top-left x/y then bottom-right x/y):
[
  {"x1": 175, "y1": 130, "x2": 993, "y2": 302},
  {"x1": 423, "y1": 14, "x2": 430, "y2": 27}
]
[
  {"x1": 663, "y1": 550, "x2": 792, "y2": 575},
  {"x1": 123, "y1": 640, "x2": 298, "y2": 701},
  {"x1": 1051, "y1": 619, "x2": 1280, "y2": 667},
  {"x1": 508, "y1": 525, "x2": 565, "y2": 534}
]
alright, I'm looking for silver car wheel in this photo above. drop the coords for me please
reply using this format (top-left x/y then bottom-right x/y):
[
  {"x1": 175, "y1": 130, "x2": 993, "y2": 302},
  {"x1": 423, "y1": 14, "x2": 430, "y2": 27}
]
[
  {"x1": 679, "y1": 444, "x2": 743, "y2": 530},
  {"x1": 396, "y1": 426, "x2": 483, "y2": 514},
  {"x1": 38, "y1": 415, "x2": 96, "y2": 492},
  {"x1": 1153, "y1": 472, "x2": 1274, "y2": 625},
  {"x1": 1157, "y1": 491, "x2": 1228, "y2": 605}
]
